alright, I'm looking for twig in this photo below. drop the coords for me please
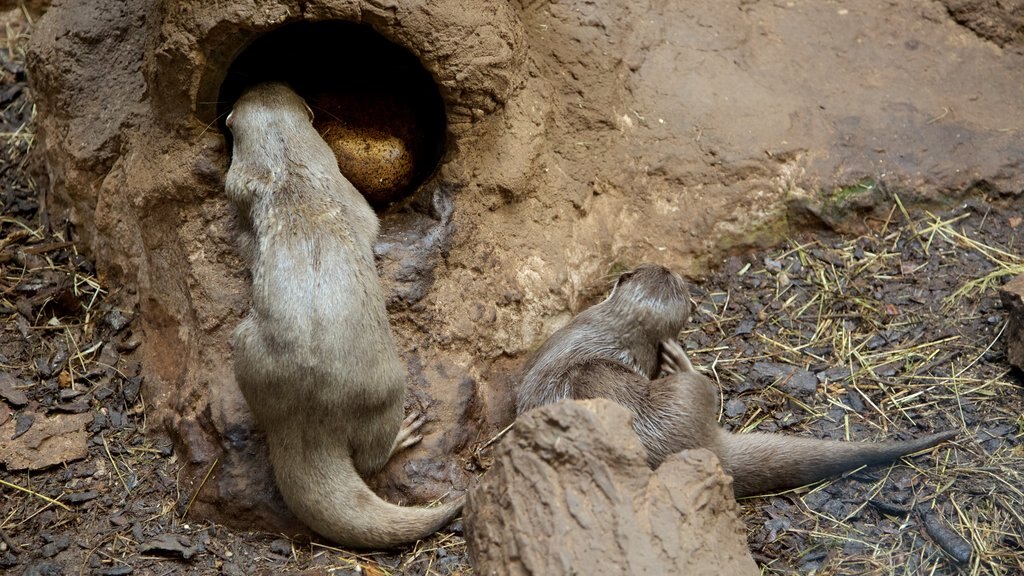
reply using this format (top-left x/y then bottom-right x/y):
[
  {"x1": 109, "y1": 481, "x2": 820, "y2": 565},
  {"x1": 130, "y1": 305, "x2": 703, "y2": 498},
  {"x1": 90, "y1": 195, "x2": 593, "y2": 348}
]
[
  {"x1": 0, "y1": 477, "x2": 71, "y2": 511},
  {"x1": 181, "y1": 458, "x2": 219, "y2": 519}
]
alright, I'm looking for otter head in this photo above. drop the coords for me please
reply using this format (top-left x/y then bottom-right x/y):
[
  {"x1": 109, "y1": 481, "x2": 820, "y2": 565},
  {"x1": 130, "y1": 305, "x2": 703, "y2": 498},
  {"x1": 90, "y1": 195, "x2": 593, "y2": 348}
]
[
  {"x1": 226, "y1": 82, "x2": 313, "y2": 139},
  {"x1": 224, "y1": 83, "x2": 315, "y2": 207},
  {"x1": 603, "y1": 264, "x2": 691, "y2": 343}
]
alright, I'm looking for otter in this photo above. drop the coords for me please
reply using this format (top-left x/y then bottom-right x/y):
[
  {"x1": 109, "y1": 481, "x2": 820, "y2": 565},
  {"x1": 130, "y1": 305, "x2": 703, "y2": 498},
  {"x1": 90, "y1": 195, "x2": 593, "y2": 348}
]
[
  {"x1": 225, "y1": 82, "x2": 462, "y2": 548},
  {"x1": 516, "y1": 264, "x2": 956, "y2": 497}
]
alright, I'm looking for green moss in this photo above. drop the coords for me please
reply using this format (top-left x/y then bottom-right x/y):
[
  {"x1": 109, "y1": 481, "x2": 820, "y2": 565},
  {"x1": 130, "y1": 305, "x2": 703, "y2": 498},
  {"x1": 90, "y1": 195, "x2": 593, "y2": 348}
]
[
  {"x1": 694, "y1": 210, "x2": 792, "y2": 273},
  {"x1": 828, "y1": 178, "x2": 877, "y2": 203}
]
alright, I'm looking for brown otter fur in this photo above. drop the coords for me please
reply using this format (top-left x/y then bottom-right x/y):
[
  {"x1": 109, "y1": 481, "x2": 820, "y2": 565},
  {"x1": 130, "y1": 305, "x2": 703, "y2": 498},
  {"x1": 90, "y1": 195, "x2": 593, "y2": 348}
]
[
  {"x1": 225, "y1": 82, "x2": 462, "y2": 548},
  {"x1": 516, "y1": 264, "x2": 956, "y2": 497}
]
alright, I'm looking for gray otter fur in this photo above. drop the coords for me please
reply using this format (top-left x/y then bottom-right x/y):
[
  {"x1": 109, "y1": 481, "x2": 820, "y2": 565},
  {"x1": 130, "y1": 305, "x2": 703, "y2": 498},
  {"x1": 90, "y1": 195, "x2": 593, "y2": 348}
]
[
  {"x1": 225, "y1": 82, "x2": 462, "y2": 548},
  {"x1": 517, "y1": 264, "x2": 956, "y2": 497}
]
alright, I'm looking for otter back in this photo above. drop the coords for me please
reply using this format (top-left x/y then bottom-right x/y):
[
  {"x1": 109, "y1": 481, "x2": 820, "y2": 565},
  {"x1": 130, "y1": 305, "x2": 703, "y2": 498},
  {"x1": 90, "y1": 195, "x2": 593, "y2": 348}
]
[{"x1": 226, "y1": 82, "x2": 462, "y2": 548}]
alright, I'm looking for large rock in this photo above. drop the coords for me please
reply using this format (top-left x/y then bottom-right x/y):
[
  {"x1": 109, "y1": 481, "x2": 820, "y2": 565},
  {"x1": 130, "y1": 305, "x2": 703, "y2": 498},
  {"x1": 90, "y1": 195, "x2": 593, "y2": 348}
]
[
  {"x1": 1001, "y1": 274, "x2": 1024, "y2": 371},
  {"x1": 465, "y1": 399, "x2": 758, "y2": 575},
  {"x1": 26, "y1": 0, "x2": 1024, "y2": 533},
  {"x1": 940, "y1": 0, "x2": 1024, "y2": 53}
]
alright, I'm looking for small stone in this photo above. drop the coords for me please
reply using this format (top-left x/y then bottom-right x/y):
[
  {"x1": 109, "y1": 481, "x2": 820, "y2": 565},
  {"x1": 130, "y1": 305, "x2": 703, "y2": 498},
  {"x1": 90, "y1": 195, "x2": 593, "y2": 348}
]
[
  {"x1": 733, "y1": 320, "x2": 755, "y2": 336},
  {"x1": 22, "y1": 561, "x2": 64, "y2": 576},
  {"x1": 816, "y1": 365, "x2": 852, "y2": 383},
  {"x1": 58, "y1": 389, "x2": 83, "y2": 402},
  {"x1": 269, "y1": 538, "x2": 292, "y2": 557},
  {"x1": 725, "y1": 398, "x2": 746, "y2": 418},
  {"x1": 40, "y1": 536, "x2": 69, "y2": 558},
  {"x1": 0, "y1": 373, "x2": 29, "y2": 407},
  {"x1": 97, "y1": 567, "x2": 133, "y2": 576},
  {"x1": 65, "y1": 491, "x2": 99, "y2": 504},
  {"x1": 104, "y1": 309, "x2": 133, "y2": 333},
  {"x1": 777, "y1": 271, "x2": 791, "y2": 288},
  {"x1": 13, "y1": 412, "x2": 35, "y2": 439},
  {"x1": 122, "y1": 376, "x2": 142, "y2": 405},
  {"x1": 138, "y1": 533, "x2": 196, "y2": 560},
  {"x1": 753, "y1": 362, "x2": 818, "y2": 395}
]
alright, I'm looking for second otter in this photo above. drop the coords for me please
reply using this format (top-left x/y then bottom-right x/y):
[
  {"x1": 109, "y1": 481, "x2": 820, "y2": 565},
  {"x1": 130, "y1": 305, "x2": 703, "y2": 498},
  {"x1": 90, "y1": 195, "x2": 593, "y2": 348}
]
[
  {"x1": 225, "y1": 83, "x2": 462, "y2": 548},
  {"x1": 517, "y1": 265, "x2": 956, "y2": 497}
]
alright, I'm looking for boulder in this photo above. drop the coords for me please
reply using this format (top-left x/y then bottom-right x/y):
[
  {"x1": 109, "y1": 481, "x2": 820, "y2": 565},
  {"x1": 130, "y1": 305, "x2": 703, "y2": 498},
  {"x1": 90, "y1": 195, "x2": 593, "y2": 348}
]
[{"x1": 465, "y1": 399, "x2": 758, "y2": 575}]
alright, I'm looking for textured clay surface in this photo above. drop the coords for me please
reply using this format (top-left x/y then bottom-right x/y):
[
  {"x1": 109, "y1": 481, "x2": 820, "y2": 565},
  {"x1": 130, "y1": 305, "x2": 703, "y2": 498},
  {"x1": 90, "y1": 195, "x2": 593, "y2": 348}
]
[
  {"x1": 465, "y1": 399, "x2": 758, "y2": 576},
  {"x1": 26, "y1": 0, "x2": 1024, "y2": 533}
]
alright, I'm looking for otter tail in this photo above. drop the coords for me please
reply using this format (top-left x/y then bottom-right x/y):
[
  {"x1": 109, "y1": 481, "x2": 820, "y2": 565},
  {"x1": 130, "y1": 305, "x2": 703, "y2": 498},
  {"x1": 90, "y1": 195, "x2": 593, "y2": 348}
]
[
  {"x1": 273, "y1": 446, "x2": 464, "y2": 549},
  {"x1": 719, "y1": 429, "x2": 957, "y2": 498}
]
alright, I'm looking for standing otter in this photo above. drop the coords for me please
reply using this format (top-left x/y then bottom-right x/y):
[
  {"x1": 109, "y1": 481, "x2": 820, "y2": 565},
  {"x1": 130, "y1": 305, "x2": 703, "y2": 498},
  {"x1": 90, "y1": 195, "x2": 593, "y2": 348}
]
[
  {"x1": 517, "y1": 265, "x2": 956, "y2": 497},
  {"x1": 225, "y1": 82, "x2": 462, "y2": 548}
]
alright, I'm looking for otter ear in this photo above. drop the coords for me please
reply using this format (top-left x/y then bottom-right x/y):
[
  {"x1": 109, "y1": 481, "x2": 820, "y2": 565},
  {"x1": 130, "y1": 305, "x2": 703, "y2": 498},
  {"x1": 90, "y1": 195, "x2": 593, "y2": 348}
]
[
  {"x1": 616, "y1": 269, "x2": 636, "y2": 285},
  {"x1": 225, "y1": 110, "x2": 235, "y2": 129},
  {"x1": 304, "y1": 103, "x2": 314, "y2": 123},
  {"x1": 604, "y1": 268, "x2": 634, "y2": 300}
]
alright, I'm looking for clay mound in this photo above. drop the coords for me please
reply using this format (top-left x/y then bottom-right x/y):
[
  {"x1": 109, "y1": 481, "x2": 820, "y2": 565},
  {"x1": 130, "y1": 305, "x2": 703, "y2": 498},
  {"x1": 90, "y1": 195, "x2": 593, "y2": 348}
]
[{"x1": 465, "y1": 399, "x2": 758, "y2": 576}]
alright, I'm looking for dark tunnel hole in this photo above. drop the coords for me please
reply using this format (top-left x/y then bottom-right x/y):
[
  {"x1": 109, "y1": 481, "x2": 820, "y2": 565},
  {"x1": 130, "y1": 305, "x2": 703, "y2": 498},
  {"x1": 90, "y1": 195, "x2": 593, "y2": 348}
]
[{"x1": 217, "y1": 21, "x2": 447, "y2": 208}]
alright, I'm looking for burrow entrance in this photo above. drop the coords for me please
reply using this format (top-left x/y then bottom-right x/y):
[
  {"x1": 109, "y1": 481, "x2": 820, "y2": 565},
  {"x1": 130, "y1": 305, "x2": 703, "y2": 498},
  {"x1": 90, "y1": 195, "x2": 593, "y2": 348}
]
[{"x1": 217, "y1": 21, "x2": 447, "y2": 208}]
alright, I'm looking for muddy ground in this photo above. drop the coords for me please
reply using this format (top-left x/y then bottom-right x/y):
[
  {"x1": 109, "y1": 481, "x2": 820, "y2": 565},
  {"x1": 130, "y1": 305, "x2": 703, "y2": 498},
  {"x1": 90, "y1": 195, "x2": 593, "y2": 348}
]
[{"x1": 3, "y1": 10, "x2": 1023, "y2": 576}]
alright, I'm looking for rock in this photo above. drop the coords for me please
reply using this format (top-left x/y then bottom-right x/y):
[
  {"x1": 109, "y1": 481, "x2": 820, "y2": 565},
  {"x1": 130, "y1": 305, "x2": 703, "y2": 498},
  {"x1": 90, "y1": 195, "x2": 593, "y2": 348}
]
[
  {"x1": 0, "y1": 412, "x2": 92, "y2": 470},
  {"x1": 39, "y1": 535, "x2": 69, "y2": 558},
  {"x1": 96, "y1": 567, "x2": 134, "y2": 576},
  {"x1": 0, "y1": 373, "x2": 28, "y2": 407},
  {"x1": 138, "y1": 534, "x2": 196, "y2": 560},
  {"x1": 27, "y1": 0, "x2": 1024, "y2": 535},
  {"x1": 940, "y1": 0, "x2": 1024, "y2": 52},
  {"x1": 268, "y1": 538, "x2": 292, "y2": 557},
  {"x1": 725, "y1": 398, "x2": 747, "y2": 418},
  {"x1": 465, "y1": 399, "x2": 758, "y2": 576},
  {"x1": 22, "y1": 561, "x2": 64, "y2": 576},
  {"x1": 752, "y1": 361, "x2": 819, "y2": 395},
  {"x1": 103, "y1": 308, "x2": 133, "y2": 332},
  {"x1": 13, "y1": 412, "x2": 34, "y2": 438},
  {"x1": 999, "y1": 273, "x2": 1024, "y2": 371}
]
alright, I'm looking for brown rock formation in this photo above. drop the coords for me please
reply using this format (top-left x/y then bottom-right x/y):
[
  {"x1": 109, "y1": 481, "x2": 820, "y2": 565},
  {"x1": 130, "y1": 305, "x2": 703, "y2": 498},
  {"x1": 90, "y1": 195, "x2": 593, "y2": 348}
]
[
  {"x1": 940, "y1": 0, "x2": 1024, "y2": 53},
  {"x1": 465, "y1": 399, "x2": 758, "y2": 575}
]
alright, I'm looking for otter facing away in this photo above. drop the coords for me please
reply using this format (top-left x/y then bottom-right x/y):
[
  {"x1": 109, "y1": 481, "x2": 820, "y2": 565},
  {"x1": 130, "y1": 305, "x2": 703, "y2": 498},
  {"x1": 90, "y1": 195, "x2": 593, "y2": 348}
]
[
  {"x1": 225, "y1": 82, "x2": 462, "y2": 548},
  {"x1": 516, "y1": 264, "x2": 956, "y2": 497}
]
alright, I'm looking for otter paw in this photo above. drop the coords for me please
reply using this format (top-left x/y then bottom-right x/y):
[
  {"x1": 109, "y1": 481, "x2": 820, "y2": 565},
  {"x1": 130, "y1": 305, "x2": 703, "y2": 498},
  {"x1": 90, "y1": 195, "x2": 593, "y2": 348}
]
[
  {"x1": 660, "y1": 339, "x2": 694, "y2": 374},
  {"x1": 390, "y1": 412, "x2": 426, "y2": 457}
]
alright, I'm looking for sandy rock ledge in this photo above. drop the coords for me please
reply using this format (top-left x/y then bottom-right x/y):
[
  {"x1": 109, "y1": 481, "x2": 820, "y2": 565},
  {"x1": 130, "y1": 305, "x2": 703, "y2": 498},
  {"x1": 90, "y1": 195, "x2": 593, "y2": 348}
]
[{"x1": 465, "y1": 399, "x2": 758, "y2": 576}]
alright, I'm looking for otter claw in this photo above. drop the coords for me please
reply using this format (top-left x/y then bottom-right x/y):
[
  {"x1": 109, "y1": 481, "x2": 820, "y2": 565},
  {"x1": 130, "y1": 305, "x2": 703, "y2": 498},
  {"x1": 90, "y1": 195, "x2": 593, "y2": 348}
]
[
  {"x1": 660, "y1": 339, "x2": 694, "y2": 374},
  {"x1": 391, "y1": 412, "x2": 426, "y2": 456}
]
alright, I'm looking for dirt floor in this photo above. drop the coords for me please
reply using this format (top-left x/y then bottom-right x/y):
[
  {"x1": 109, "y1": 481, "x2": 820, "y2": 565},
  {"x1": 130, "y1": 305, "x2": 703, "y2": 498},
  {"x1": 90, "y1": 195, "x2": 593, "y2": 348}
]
[
  {"x1": 698, "y1": 201, "x2": 1023, "y2": 574},
  {"x1": 3, "y1": 12, "x2": 1023, "y2": 576}
]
